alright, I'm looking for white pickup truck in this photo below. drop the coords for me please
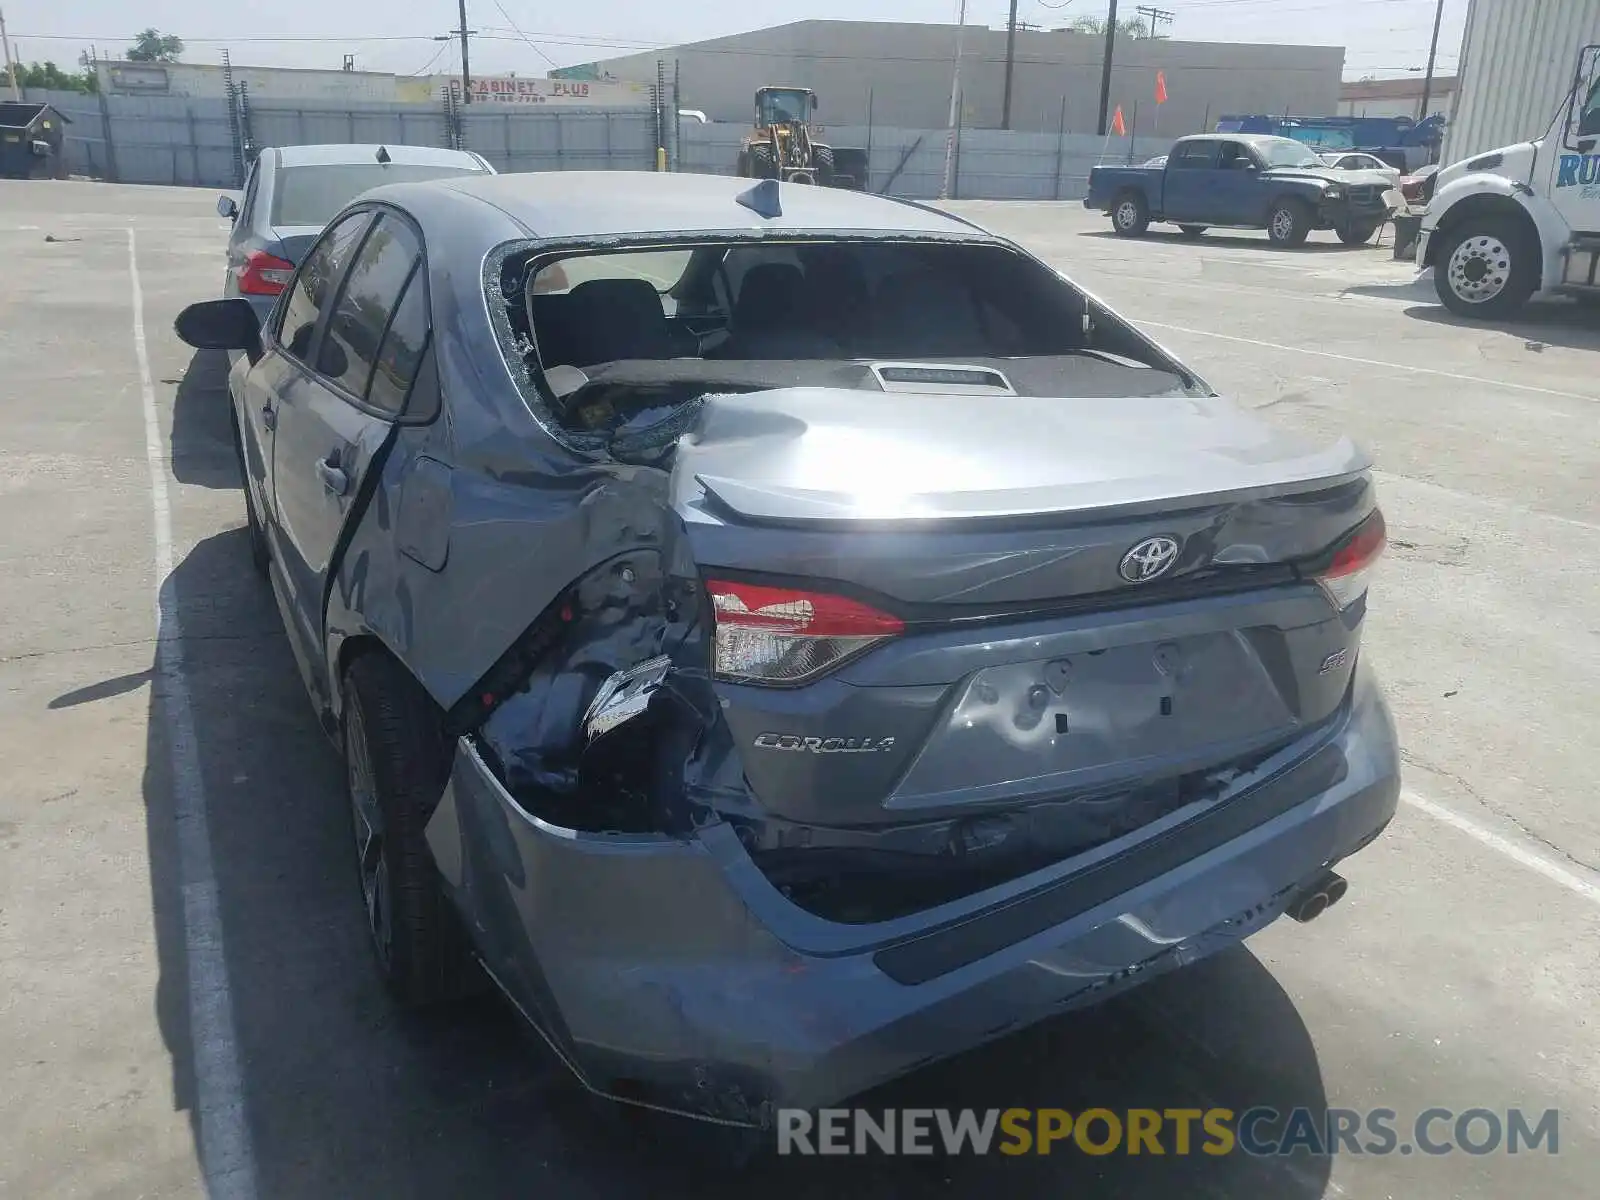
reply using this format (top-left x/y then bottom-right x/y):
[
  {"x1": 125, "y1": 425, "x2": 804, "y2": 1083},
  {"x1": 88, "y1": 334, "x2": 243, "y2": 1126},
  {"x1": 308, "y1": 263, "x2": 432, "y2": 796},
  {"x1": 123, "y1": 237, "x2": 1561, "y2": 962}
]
[{"x1": 1418, "y1": 43, "x2": 1600, "y2": 318}]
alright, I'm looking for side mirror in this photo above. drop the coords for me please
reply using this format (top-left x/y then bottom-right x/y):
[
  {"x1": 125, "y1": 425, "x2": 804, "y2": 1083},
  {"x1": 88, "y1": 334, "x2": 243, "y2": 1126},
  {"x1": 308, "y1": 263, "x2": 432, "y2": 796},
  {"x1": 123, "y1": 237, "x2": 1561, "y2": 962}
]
[
  {"x1": 217, "y1": 195, "x2": 239, "y2": 220},
  {"x1": 812, "y1": 94, "x2": 819, "y2": 110},
  {"x1": 174, "y1": 299, "x2": 262, "y2": 365}
]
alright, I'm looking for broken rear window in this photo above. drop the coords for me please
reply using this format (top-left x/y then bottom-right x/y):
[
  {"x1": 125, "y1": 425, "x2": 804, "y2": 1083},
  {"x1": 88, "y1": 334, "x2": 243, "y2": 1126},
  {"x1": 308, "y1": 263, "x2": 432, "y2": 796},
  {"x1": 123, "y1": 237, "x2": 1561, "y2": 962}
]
[{"x1": 498, "y1": 237, "x2": 1197, "y2": 434}]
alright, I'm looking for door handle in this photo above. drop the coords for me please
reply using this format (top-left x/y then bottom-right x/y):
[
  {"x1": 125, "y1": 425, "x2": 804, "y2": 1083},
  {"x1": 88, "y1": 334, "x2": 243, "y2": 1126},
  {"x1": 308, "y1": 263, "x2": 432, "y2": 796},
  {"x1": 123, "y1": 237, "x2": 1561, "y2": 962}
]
[
  {"x1": 261, "y1": 402, "x2": 277, "y2": 431},
  {"x1": 315, "y1": 457, "x2": 349, "y2": 496}
]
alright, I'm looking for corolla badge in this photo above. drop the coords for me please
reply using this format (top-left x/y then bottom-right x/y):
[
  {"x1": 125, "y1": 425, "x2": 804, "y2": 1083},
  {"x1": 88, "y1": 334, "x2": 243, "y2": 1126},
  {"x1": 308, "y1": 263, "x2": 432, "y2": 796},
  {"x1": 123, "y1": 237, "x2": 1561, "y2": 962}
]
[
  {"x1": 1119, "y1": 535, "x2": 1181, "y2": 583},
  {"x1": 753, "y1": 733, "x2": 896, "y2": 754}
]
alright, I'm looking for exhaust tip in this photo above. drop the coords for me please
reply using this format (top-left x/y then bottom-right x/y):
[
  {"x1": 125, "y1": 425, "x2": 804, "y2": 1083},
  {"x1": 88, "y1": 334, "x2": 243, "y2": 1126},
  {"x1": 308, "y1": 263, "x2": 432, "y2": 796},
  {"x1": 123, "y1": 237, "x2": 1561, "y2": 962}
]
[
  {"x1": 1323, "y1": 873, "x2": 1349, "y2": 908},
  {"x1": 1285, "y1": 869, "x2": 1348, "y2": 923}
]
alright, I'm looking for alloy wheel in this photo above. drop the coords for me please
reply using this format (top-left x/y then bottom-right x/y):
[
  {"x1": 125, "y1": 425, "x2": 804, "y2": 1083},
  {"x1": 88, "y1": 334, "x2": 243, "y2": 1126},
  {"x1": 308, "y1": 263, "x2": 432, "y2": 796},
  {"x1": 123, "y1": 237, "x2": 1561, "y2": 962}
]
[{"x1": 1446, "y1": 235, "x2": 1511, "y2": 304}]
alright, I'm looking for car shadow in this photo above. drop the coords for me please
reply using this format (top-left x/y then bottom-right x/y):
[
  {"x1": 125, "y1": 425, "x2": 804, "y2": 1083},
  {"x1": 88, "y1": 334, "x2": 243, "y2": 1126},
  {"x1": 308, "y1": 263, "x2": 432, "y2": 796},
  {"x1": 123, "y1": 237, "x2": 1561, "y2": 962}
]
[
  {"x1": 135, "y1": 526, "x2": 1332, "y2": 1198},
  {"x1": 168, "y1": 349, "x2": 239, "y2": 488},
  {"x1": 1079, "y1": 228, "x2": 1376, "y2": 254},
  {"x1": 1341, "y1": 282, "x2": 1600, "y2": 352}
]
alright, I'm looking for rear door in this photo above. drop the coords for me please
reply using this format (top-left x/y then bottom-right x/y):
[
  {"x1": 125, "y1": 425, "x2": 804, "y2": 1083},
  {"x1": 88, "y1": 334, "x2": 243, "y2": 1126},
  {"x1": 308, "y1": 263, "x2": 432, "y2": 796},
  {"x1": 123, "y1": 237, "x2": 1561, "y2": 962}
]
[
  {"x1": 269, "y1": 208, "x2": 434, "y2": 690},
  {"x1": 1210, "y1": 140, "x2": 1268, "y2": 223},
  {"x1": 1162, "y1": 139, "x2": 1219, "y2": 222}
]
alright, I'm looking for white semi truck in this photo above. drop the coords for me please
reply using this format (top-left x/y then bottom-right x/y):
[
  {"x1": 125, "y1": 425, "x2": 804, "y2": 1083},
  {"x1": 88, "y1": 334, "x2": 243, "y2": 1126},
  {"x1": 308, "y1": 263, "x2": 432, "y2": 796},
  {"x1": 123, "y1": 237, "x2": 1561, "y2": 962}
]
[{"x1": 1418, "y1": 43, "x2": 1600, "y2": 318}]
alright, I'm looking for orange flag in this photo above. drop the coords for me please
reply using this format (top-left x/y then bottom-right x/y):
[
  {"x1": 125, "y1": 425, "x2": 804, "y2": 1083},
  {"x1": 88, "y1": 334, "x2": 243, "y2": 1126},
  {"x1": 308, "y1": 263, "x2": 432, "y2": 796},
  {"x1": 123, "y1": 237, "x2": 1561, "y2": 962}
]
[
  {"x1": 1155, "y1": 70, "x2": 1168, "y2": 105},
  {"x1": 1112, "y1": 105, "x2": 1127, "y2": 136}
]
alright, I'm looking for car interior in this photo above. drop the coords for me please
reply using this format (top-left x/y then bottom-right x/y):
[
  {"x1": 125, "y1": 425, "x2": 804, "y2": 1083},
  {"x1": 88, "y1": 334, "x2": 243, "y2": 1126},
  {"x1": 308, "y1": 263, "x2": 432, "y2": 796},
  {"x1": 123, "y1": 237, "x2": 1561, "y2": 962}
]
[{"x1": 495, "y1": 237, "x2": 1198, "y2": 446}]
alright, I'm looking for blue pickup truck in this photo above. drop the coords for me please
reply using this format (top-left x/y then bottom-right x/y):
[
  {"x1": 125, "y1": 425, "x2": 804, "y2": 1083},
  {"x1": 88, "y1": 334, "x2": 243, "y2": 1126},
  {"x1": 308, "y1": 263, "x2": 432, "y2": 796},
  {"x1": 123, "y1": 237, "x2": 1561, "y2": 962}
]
[{"x1": 1085, "y1": 134, "x2": 1398, "y2": 247}]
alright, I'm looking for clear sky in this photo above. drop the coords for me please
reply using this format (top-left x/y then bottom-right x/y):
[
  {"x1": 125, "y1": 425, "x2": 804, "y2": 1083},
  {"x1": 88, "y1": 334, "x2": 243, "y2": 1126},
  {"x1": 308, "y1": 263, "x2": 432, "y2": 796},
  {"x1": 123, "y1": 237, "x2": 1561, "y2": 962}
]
[{"x1": 3, "y1": 0, "x2": 1470, "y2": 82}]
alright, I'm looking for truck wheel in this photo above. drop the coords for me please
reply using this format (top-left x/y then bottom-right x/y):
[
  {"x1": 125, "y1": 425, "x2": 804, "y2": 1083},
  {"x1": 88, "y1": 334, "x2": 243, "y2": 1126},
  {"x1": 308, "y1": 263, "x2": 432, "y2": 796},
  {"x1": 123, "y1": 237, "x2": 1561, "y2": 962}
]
[
  {"x1": 746, "y1": 143, "x2": 777, "y2": 180},
  {"x1": 1433, "y1": 217, "x2": 1539, "y2": 318},
  {"x1": 1111, "y1": 192, "x2": 1150, "y2": 237},
  {"x1": 342, "y1": 653, "x2": 483, "y2": 1007},
  {"x1": 1267, "y1": 199, "x2": 1311, "y2": 247},
  {"x1": 814, "y1": 144, "x2": 836, "y2": 186},
  {"x1": 1338, "y1": 220, "x2": 1382, "y2": 245},
  {"x1": 1178, "y1": 225, "x2": 1208, "y2": 239}
]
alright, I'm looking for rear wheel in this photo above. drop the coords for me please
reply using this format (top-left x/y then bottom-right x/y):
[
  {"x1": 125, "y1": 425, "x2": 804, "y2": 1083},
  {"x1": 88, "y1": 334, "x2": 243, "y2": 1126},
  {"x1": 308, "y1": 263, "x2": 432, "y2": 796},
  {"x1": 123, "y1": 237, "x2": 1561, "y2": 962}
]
[
  {"x1": 1338, "y1": 220, "x2": 1382, "y2": 246},
  {"x1": 1111, "y1": 191, "x2": 1150, "y2": 237},
  {"x1": 1433, "y1": 216, "x2": 1539, "y2": 318},
  {"x1": 1266, "y1": 199, "x2": 1311, "y2": 247},
  {"x1": 342, "y1": 653, "x2": 482, "y2": 1007},
  {"x1": 1177, "y1": 224, "x2": 1208, "y2": 239}
]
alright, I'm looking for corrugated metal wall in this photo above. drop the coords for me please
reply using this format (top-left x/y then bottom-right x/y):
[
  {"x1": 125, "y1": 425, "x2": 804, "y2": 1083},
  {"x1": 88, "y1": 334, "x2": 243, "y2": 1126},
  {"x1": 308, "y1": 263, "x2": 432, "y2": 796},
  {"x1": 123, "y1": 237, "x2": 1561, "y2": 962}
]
[{"x1": 1444, "y1": 0, "x2": 1600, "y2": 162}]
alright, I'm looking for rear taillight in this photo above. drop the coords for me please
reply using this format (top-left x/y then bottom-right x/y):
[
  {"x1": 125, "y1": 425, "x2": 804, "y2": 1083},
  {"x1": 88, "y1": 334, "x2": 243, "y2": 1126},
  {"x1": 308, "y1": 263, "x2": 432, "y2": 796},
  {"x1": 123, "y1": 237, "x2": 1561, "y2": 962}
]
[
  {"x1": 706, "y1": 579, "x2": 904, "y2": 685},
  {"x1": 1313, "y1": 509, "x2": 1386, "y2": 611},
  {"x1": 236, "y1": 250, "x2": 295, "y2": 296}
]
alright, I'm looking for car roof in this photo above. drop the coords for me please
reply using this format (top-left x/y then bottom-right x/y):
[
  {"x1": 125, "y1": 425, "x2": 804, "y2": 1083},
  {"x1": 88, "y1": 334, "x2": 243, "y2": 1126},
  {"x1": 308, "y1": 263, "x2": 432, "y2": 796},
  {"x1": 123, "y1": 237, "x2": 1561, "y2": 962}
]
[
  {"x1": 366, "y1": 170, "x2": 988, "y2": 241},
  {"x1": 270, "y1": 143, "x2": 486, "y2": 169}
]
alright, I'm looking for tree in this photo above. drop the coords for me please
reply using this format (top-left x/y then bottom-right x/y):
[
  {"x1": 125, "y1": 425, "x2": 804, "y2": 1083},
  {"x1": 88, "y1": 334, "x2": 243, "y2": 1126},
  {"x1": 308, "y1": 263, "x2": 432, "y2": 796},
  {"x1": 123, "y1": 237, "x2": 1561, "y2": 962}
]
[
  {"x1": 0, "y1": 61, "x2": 98, "y2": 93},
  {"x1": 1067, "y1": 15, "x2": 1149, "y2": 38},
  {"x1": 126, "y1": 28, "x2": 184, "y2": 63}
]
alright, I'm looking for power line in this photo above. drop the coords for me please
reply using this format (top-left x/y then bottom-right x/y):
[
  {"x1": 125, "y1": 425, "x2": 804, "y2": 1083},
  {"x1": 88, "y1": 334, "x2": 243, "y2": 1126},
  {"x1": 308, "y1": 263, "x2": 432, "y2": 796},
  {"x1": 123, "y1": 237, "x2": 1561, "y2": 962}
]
[
  {"x1": 406, "y1": 41, "x2": 450, "y2": 76},
  {"x1": 488, "y1": 0, "x2": 559, "y2": 68}
]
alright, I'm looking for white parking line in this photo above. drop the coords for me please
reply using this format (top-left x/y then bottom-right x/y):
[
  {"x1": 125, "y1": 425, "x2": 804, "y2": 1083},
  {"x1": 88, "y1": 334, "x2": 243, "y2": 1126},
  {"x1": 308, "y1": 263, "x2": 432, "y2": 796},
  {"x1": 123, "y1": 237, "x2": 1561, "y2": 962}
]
[
  {"x1": 1402, "y1": 790, "x2": 1600, "y2": 908},
  {"x1": 1136, "y1": 321, "x2": 1598, "y2": 404},
  {"x1": 129, "y1": 229, "x2": 259, "y2": 1200}
]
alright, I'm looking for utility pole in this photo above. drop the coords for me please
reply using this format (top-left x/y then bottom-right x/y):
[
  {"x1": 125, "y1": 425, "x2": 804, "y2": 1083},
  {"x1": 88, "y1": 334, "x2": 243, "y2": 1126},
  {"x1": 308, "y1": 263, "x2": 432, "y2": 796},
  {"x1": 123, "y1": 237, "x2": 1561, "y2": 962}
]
[
  {"x1": 1418, "y1": 0, "x2": 1446, "y2": 123},
  {"x1": 434, "y1": 3, "x2": 475, "y2": 105},
  {"x1": 1001, "y1": 0, "x2": 1020, "y2": 130},
  {"x1": 457, "y1": 0, "x2": 473, "y2": 103},
  {"x1": 939, "y1": 0, "x2": 968, "y2": 199},
  {"x1": 1, "y1": 7, "x2": 21, "y2": 102},
  {"x1": 1096, "y1": 0, "x2": 1119, "y2": 136},
  {"x1": 1135, "y1": 6, "x2": 1174, "y2": 38}
]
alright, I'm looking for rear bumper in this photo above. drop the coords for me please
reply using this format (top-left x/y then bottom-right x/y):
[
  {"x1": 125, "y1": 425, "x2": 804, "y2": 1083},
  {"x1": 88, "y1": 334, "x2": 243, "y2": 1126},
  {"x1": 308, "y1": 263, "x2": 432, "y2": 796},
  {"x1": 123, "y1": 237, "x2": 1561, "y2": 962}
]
[{"x1": 430, "y1": 661, "x2": 1399, "y2": 1125}]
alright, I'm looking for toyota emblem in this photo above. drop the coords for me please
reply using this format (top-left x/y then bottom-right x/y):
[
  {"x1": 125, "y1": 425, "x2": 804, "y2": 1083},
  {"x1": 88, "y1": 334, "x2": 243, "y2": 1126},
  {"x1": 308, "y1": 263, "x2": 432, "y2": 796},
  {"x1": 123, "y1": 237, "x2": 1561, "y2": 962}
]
[{"x1": 1119, "y1": 535, "x2": 1181, "y2": 583}]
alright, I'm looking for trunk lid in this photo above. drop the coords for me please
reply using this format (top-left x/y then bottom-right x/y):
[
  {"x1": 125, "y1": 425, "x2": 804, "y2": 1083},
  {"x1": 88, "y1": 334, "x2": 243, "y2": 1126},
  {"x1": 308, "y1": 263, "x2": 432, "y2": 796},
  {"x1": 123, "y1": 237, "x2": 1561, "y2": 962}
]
[
  {"x1": 673, "y1": 387, "x2": 1376, "y2": 852},
  {"x1": 269, "y1": 227, "x2": 324, "y2": 266},
  {"x1": 675, "y1": 387, "x2": 1365, "y2": 527}
]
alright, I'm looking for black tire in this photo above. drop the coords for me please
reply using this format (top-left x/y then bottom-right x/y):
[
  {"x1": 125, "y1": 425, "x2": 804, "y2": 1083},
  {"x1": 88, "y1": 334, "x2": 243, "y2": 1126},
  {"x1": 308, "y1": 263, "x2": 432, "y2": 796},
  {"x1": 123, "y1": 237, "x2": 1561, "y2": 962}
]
[
  {"x1": 231, "y1": 412, "x2": 270, "y2": 580},
  {"x1": 1177, "y1": 224, "x2": 1208, "y2": 239},
  {"x1": 746, "y1": 142, "x2": 776, "y2": 180},
  {"x1": 1111, "y1": 191, "x2": 1150, "y2": 238},
  {"x1": 1338, "y1": 220, "x2": 1382, "y2": 246},
  {"x1": 342, "y1": 653, "x2": 483, "y2": 1007},
  {"x1": 1432, "y1": 216, "x2": 1540, "y2": 319},
  {"x1": 813, "y1": 144, "x2": 835, "y2": 186},
  {"x1": 1266, "y1": 198, "x2": 1312, "y2": 248}
]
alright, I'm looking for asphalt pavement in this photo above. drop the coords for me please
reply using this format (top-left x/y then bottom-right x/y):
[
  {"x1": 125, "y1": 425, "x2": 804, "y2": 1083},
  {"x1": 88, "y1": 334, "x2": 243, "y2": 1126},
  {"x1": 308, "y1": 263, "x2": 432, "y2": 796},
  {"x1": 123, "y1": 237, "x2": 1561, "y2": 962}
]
[{"x1": 0, "y1": 180, "x2": 1595, "y2": 1199}]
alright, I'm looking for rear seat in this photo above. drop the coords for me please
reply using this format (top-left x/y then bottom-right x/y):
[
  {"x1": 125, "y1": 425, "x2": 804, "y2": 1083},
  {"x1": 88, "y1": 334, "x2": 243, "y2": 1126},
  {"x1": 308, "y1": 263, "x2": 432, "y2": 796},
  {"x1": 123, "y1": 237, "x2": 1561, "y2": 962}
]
[{"x1": 528, "y1": 278, "x2": 694, "y2": 368}]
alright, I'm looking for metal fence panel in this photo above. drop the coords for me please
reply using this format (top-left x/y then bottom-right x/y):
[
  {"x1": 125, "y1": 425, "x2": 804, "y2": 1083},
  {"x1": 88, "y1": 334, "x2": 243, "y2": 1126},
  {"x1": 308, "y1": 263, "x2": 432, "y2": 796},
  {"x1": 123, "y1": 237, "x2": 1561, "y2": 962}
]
[
  {"x1": 15, "y1": 90, "x2": 1172, "y2": 200},
  {"x1": 678, "y1": 123, "x2": 1169, "y2": 200},
  {"x1": 462, "y1": 107, "x2": 656, "y2": 173}
]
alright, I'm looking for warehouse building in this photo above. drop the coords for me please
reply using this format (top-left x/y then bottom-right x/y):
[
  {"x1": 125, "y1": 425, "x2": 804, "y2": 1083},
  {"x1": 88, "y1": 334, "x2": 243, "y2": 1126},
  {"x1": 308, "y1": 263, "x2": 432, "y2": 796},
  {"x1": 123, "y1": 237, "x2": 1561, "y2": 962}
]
[
  {"x1": 1442, "y1": 0, "x2": 1600, "y2": 162},
  {"x1": 558, "y1": 20, "x2": 1344, "y2": 137},
  {"x1": 1338, "y1": 75, "x2": 1458, "y2": 120}
]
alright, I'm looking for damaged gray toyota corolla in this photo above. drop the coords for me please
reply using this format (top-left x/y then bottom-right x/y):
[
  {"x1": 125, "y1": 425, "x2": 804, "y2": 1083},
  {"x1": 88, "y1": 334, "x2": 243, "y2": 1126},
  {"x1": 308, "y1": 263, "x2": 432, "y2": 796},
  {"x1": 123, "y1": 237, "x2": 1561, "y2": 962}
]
[{"x1": 173, "y1": 171, "x2": 1400, "y2": 1132}]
